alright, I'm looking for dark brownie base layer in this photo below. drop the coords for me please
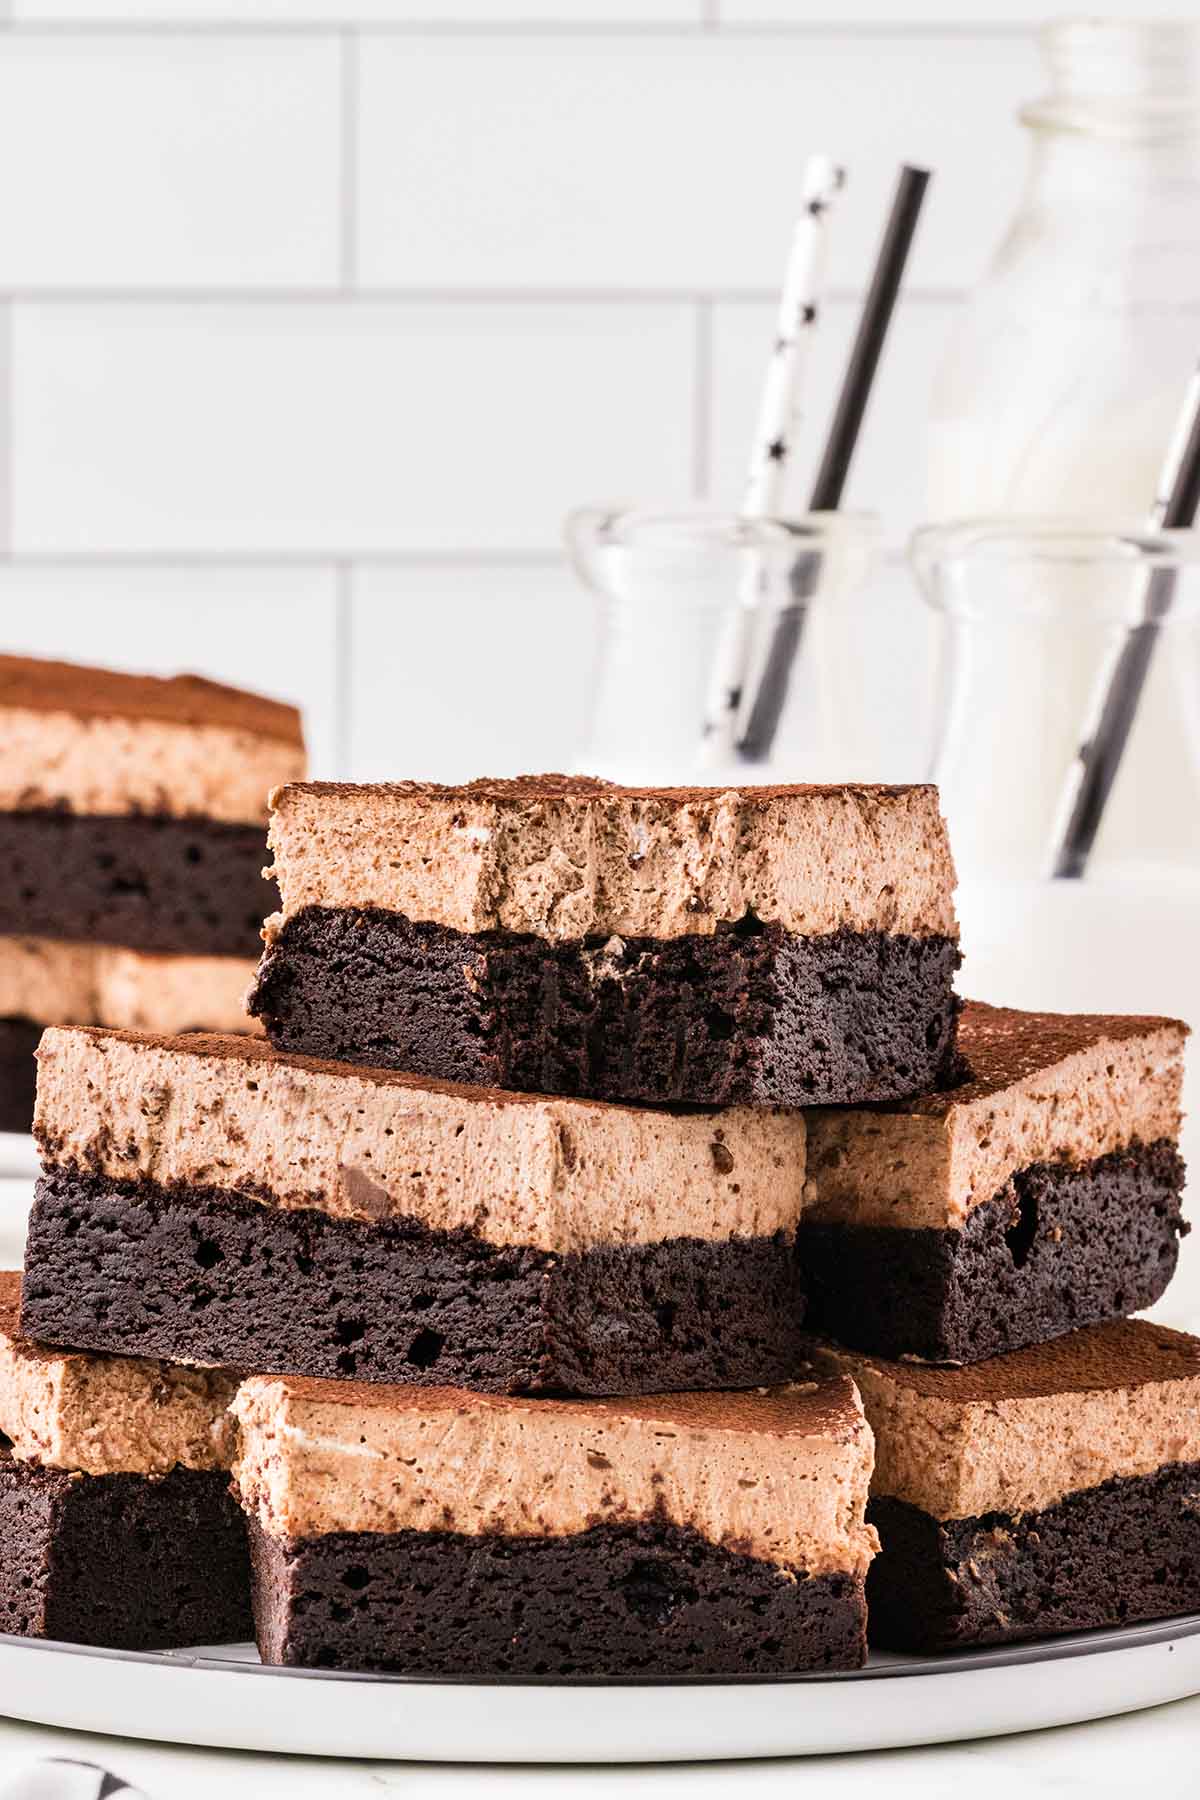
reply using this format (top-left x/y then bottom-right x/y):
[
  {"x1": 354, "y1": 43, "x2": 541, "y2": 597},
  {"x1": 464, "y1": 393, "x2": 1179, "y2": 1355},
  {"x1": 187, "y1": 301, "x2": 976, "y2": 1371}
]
[
  {"x1": 0, "y1": 810, "x2": 277, "y2": 957},
  {"x1": 22, "y1": 1168, "x2": 807, "y2": 1396},
  {"x1": 0, "y1": 1447, "x2": 251, "y2": 1651},
  {"x1": 800, "y1": 1140, "x2": 1187, "y2": 1364},
  {"x1": 249, "y1": 1517, "x2": 867, "y2": 1677},
  {"x1": 0, "y1": 1017, "x2": 40, "y2": 1135},
  {"x1": 866, "y1": 1460, "x2": 1200, "y2": 1653},
  {"x1": 248, "y1": 906, "x2": 962, "y2": 1108}
]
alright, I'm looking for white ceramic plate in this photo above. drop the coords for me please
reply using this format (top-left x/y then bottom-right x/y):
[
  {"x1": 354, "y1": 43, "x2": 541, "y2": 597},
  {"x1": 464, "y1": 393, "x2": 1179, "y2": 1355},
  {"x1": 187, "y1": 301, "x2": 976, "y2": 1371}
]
[{"x1": 0, "y1": 1617, "x2": 1197, "y2": 1763}]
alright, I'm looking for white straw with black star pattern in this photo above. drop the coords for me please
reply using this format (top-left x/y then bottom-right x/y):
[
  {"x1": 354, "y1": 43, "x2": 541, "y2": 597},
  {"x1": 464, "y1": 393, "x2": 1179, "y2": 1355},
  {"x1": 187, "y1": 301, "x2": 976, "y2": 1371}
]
[
  {"x1": 698, "y1": 153, "x2": 844, "y2": 767},
  {"x1": 737, "y1": 162, "x2": 931, "y2": 760}
]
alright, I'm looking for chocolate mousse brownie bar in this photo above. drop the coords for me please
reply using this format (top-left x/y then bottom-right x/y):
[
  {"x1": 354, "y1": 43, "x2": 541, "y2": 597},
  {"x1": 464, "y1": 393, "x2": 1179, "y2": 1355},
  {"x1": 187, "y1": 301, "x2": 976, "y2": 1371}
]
[
  {"x1": 0, "y1": 655, "x2": 303, "y2": 956},
  {"x1": 248, "y1": 776, "x2": 961, "y2": 1108},
  {"x1": 801, "y1": 1002, "x2": 1188, "y2": 1363},
  {"x1": 0, "y1": 655, "x2": 304, "y2": 1128},
  {"x1": 819, "y1": 1321, "x2": 1200, "y2": 1651},
  {"x1": 0, "y1": 1272, "x2": 249, "y2": 1650},
  {"x1": 24, "y1": 1024, "x2": 809, "y2": 1395},
  {"x1": 233, "y1": 1372, "x2": 876, "y2": 1676}
]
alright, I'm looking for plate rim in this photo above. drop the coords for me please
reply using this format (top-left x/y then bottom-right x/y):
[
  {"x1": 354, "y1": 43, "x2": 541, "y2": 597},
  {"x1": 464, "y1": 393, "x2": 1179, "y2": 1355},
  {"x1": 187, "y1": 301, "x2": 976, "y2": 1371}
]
[{"x1": 0, "y1": 1611, "x2": 1197, "y2": 1690}]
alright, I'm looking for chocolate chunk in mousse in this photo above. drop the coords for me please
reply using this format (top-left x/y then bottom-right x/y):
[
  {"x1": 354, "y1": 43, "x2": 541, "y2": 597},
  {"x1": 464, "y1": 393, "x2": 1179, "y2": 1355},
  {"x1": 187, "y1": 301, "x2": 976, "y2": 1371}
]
[
  {"x1": 800, "y1": 1002, "x2": 1188, "y2": 1363},
  {"x1": 233, "y1": 1372, "x2": 876, "y2": 1676},
  {"x1": 24, "y1": 1025, "x2": 809, "y2": 1396},
  {"x1": 817, "y1": 1319, "x2": 1200, "y2": 1652},
  {"x1": 0, "y1": 654, "x2": 305, "y2": 959},
  {"x1": 247, "y1": 776, "x2": 961, "y2": 1108},
  {"x1": 0, "y1": 1272, "x2": 249, "y2": 1650}
]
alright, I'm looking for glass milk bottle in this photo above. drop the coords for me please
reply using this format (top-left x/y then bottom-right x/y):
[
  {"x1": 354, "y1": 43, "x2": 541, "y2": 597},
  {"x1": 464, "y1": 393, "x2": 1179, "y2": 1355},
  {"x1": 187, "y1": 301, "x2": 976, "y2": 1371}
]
[
  {"x1": 929, "y1": 19, "x2": 1200, "y2": 519},
  {"x1": 911, "y1": 520, "x2": 1200, "y2": 1329}
]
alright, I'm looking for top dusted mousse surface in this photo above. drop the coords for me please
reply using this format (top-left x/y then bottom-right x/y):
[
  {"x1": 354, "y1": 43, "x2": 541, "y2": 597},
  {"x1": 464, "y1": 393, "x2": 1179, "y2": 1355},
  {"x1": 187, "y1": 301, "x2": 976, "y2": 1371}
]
[
  {"x1": 34, "y1": 1024, "x2": 808, "y2": 1252},
  {"x1": 0, "y1": 1272, "x2": 235, "y2": 1477},
  {"x1": 818, "y1": 1319, "x2": 1200, "y2": 1521},
  {"x1": 263, "y1": 774, "x2": 958, "y2": 942},
  {"x1": 804, "y1": 1000, "x2": 1188, "y2": 1231},
  {"x1": 262, "y1": 1372, "x2": 864, "y2": 1437},
  {"x1": 0, "y1": 655, "x2": 303, "y2": 743},
  {"x1": 898, "y1": 1003, "x2": 1187, "y2": 1118},
  {"x1": 0, "y1": 653, "x2": 305, "y2": 825},
  {"x1": 844, "y1": 1316, "x2": 1200, "y2": 1405},
  {"x1": 231, "y1": 1371, "x2": 878, "y2": 1575}
]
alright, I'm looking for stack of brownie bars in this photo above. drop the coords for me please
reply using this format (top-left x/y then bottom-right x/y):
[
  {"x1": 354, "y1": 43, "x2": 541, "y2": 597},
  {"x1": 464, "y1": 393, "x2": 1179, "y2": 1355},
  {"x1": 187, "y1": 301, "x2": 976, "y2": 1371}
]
[
  {"x1": 5, "y1": 774, "x2": 1199, "y2": 1674},
  {"x1": 0, "y1": 655, "x2": 305, "y2": 1132}
]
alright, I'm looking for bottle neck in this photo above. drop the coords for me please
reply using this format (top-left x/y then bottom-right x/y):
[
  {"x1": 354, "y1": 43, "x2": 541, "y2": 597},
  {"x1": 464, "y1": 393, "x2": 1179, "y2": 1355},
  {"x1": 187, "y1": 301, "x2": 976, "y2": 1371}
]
[
  {"x1": 1011, "y1": 35, "x2": 1200, "y2": 269},
  {"x1": 1026, "y1": 18, "x2": 1200, "y2": 146}
]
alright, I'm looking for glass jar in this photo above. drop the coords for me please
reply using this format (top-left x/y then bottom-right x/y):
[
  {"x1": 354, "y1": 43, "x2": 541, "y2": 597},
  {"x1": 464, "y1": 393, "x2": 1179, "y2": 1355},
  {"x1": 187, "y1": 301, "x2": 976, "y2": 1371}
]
[
  {"x1": 929, "y1": 19, "x2": 1200, "y2": 518},
  {"x1": 566, "y1": 507, "x2": 880, "y2": 787},
  {"x1": 912, "y1": 519, "x2": 1200, "y2": 1325}
]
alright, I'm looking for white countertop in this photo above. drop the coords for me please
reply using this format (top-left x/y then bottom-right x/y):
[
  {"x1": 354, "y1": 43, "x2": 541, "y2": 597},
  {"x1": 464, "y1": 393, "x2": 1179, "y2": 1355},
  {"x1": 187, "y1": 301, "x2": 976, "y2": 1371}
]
[{"x1": 0, "y1": 1698, "x2": 1196, "y2": 1800}]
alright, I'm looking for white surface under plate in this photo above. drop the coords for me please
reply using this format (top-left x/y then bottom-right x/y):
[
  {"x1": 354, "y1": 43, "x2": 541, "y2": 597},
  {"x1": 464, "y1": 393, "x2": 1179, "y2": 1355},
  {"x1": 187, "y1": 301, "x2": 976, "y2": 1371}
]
[{"x1": 0, "y1": 1617, "x2": 1198, "y2": 1764}]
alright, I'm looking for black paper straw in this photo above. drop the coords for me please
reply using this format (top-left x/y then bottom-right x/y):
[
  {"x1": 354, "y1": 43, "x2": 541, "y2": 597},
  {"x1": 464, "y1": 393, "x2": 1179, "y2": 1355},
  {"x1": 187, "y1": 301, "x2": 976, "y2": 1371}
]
[
  {"x1": 737, "y1": 164, "x2": 931, "y2": 762},
  {"x1": 1049, "y1": 361, "x2": 1200, "y2": 880}
]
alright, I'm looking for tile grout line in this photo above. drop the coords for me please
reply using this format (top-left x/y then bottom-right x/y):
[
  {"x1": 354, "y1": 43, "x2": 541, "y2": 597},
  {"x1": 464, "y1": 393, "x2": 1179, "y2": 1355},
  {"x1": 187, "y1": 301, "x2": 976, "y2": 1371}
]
[
  {"x1": 0, "y1": 19, "x2": 1037, "y2": 40},
  {"x1": 691, "y1": 295, "x2": 713, "y2": 501},
  {"x1": 0, "y1": 304, "x2": 11, "y2": 555},
  {"x1": 0, "y1": 549, "x2": 567, "y2": 569},
  {"x1": 333, "y1": 559, "x2": 354, "y2": 778},
  {"x1": 339, "y1": 29, "x2": 360, "y2": 292},
  {"x1": 0, "y1": 286, "x2": 967, "y2": 307}
]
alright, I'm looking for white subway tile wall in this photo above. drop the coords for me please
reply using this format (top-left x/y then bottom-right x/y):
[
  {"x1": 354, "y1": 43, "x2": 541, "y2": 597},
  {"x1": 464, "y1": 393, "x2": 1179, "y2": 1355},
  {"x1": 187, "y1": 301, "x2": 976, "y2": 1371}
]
[
  {"x1": 0, "y1": 39, "x2": 341, "y2": 288},
  {"x1": 11, "y1": 301, "x2": 696, "y2": 552},
  {"x1": 348, "y1": 562, "x2": 599, "y2": 785},
  {"x1": 355, "y1": 33, "x2": 1034, "y2": 292},
  {"x1": 0, "y1": 6, "x2": 1039, "y2": 779}
]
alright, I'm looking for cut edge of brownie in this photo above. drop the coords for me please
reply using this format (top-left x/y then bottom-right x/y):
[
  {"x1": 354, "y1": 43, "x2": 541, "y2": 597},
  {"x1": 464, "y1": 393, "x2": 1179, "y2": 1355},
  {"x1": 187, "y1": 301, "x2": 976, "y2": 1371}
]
[
  {"x1": 0, "y1": 1017, "x2": 42, "y2": 1134},
  {"x1": 249, "y1": 906, "x2": 962, "y2": 1108},
  {"x1": 21, "y1": 1167, "x2": 807, "y2": 1397},
  {"x1": 865, "y1": 1460, "x2": 1200, "y2": 1653},
  {"x1": 0, "y1": 1448, "x2": 250, "y2": 1650},
  {"x1": 247, "y1": 1516, "x2": 868, "y2": 1677},
  {"x1": 0, "y1": 812, "x2": 276, "y2": 958},
  {"x1": 799, "y1": 1140, "x2": 1187, "y2": 1364}
]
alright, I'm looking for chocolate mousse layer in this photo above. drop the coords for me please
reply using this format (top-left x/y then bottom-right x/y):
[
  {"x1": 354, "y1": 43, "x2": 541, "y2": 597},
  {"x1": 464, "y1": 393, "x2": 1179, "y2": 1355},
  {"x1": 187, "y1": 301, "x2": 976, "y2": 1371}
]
[
  {"x1": 0, "y1": 1271, "x2": 249, "y2": 1650},
  {"x1": 248, "y1": 776, "x2": 962, "y2": 1108},
  {"x1": 0, "y1": 654, "x2": 305, "y2": 958},
  {"x1": 24, "y1": 1026, "x2": 809, "y2": 1395},
  {"x1": 0, "y1": 935, "x2": 261, "y2": 1134},
  {"x1": 818, "y1": 1319, "x2": 1200, "y2": 1651},
  {"x1": 800, "y1": 1003, "x2": 1189, "y2": 1362},
  {"x1": 233, "y1": 1373, "x2": 877, "y2": 1676},
  {"x1": 0, "y1": 655, "x2": 304, "y2": 826}
]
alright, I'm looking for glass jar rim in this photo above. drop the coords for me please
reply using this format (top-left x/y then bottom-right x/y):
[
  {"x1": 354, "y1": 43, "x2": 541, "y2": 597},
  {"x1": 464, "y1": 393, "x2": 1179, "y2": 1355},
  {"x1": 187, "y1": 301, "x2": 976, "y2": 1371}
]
[
  {"x1": 911, "y1": 516, "x2": 1200, "y2": 573},
  {"x1": 567, "y1": 504, "x2": 881, "y2": 555}
]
